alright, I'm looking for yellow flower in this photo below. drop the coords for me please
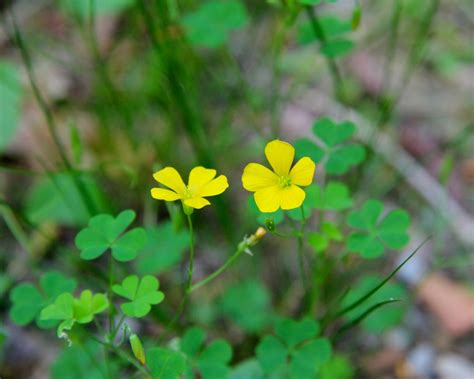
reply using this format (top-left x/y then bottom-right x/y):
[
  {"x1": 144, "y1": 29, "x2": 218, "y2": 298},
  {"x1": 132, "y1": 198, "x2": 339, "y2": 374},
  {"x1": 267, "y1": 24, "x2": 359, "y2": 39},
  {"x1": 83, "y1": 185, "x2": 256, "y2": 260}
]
[
  {"x1": 151, "y1": 166, "x2": 229, "y2": 210},
  {"x1": 242, "y1": 140, "x2": 316, "y2": 213}
]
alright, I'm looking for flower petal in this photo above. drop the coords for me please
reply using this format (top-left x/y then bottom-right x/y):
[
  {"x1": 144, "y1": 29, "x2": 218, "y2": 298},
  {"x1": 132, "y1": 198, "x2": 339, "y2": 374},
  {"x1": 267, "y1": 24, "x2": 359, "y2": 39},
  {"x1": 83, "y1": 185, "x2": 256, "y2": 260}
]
[
  {"x1": 265, "y1": 140, "x2": 295, "y2": 176},
  {"x1": 289, "y1": 157, "x2": 316, "y2": 186},
  {"x1": 184, "y1": 197, "x2": 211, "y2": 209},
  {"x1": 254, "y1": 185, "x2": 282, "y2": 213},
  {"x1": 153, "y1": 167, "x2": 186, "y2": 196},
  {"x1": 242, "y1": 163, "x2": 279, "y2": 192},
  {"x1": 279, "y1": 185, "x2": 306, "y2": 210},
  {"x1": 188, "y1": 166, "x2": 217, "y2": 192},
  {"x1": 150, "y1": 188, "x2": 182, "y2": 201},
  {"x1": 198, "y1": 175, "x2": 229, "y2": 197}
]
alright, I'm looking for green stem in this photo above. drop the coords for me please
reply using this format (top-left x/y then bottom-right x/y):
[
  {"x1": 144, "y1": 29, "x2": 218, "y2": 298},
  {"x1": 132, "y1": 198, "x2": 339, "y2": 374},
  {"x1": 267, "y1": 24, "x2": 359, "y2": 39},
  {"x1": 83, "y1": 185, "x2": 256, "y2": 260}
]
[
  {"x1": 304, "y1": 6, "x2": 344, "y2": 98},
  {"x1": 88, "y1": 333, "x2": 150, "y2": 376},
  {"x1": 296, "y1": 206, "x2": 309, "y2": 291},
  {"x1": 8, "y1": 12, "x2": 98, "y2": 217},
  {"x1": 185, "y1": 214, "x2": 195, "y2": 292},
  {"x1": 189, "y1": 242, "x2": 247, "y2": 293},
  {"x1": 108, "y1": 258, "x2": 115, "y2": 336},
  {"x1": 0, "y1": 202, "x2": 33, "y2": 261}
]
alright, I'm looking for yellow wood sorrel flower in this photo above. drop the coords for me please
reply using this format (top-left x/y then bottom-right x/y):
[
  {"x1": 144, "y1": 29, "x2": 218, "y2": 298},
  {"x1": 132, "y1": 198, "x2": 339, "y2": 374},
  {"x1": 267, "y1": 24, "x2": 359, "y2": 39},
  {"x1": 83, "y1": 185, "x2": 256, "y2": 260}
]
[
  {"x1": 242, "y1": 140, "x2": 316, "y2": 212},
  {"x1": 151, "y1": 166, "x2": 228, "y2": 210}
]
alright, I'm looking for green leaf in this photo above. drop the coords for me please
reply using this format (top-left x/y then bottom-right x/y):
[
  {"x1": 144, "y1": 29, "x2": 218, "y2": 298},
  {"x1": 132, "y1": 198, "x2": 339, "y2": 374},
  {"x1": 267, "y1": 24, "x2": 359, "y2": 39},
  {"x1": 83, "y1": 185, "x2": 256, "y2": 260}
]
[
  {"x1": 179, "y1": 328, "x2": 233, "y2": 379},
  {"x1": 256, "y1": 335, "x2": 287, "y2": 373},
  {"x1": 112, "y1": 275, "x2": 164, "y2": 317},
  {"x1": 51, "y1": 340, "x2": 117, "y2": 379},
  {"x1": 319, "y1": 354, "x2": 354, "y2": 379},
  {"x1": 311, "y1": 182, "x2": 353, "y2": 210},
  {"x1": 298, "y1": 16, "x2": 352, "y2": 45},
  {"x1": 341, "y1": 275, "x2": 407, "y2": 332},
  {"x1": 59, "y1": 0, "x2": 134, "y2": 17},
  {"x1": 9, "y1": 271, "x2": 77, "y2": 327},
  {"x1": 198, "y1": 340, "x2": 233, "y2": 379},
  {"x1": 75, "y1": 209, "x2": 147, "y2": 262},
  {"x1": 248, "y1": 196, "x2": 284, "y2": 226},
  {"x1": 219, "y1": 280, "x2": 271, "y2": 333},
  {"x1": 135, "y1": 222, "x2": 190, "y2": 275},
  {"x1": 320, "y1": 39, "x2": 354, "y2": 57},
  {"x1": 147, "y1": 348, "x2": 187, "y2": 379},
  {"x1": 72, "y1": 290, "x2": 109, "y2": 323},
  {"x1": 295, "y1": 118, "x2": 365, "y2": 175},
  {"x1": 308, "y1": 232, "x2": 328, "y2": 253},
  {"x1": 275, "y1": 318, "x2": 319, "y2": 348},
  {"x1": 230, "y1": 359, "x2": 264, "y2": 379},
  {"x1": 289, "y1": 338, "x2": 332, "y2": 379},
  {"x1": 346, "y1": 200, "x2": 411, "y2": 258},
  {"x1": 180, "y1": 327, "x2": 206, "y2": 357},
  {"x1": 9, "y1": 284, "x2": 43, "y2": 325},
  {"x1": 40, "y1": 290, "x2": 108, "y2": 336},
  {"x1": 24, "y1": 172, "x2": 107, "y2": 227},
  {"x1": 182, "y1": 0, "x2": 249, "y2": 48},
  {"x1": 0, "y1": 60, "x2": 22, "y2": 152}
]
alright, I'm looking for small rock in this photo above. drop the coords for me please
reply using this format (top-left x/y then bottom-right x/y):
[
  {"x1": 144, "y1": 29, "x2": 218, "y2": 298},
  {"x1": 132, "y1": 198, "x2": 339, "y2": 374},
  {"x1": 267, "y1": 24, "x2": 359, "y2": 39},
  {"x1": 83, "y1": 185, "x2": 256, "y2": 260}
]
[
  {"x1": 435, "y1": 354, "x2": 474, "y2": 379},
  {"x1": 405, "y1": 343, "x2": 436, "y2": 379}
]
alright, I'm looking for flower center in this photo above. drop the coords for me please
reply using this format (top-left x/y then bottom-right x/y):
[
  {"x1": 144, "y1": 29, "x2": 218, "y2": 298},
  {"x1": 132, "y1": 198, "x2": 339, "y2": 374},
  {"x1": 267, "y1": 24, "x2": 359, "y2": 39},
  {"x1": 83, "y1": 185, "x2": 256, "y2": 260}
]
[{"x1": 279, "y1": 176, "x2": 292, "y2": 188}]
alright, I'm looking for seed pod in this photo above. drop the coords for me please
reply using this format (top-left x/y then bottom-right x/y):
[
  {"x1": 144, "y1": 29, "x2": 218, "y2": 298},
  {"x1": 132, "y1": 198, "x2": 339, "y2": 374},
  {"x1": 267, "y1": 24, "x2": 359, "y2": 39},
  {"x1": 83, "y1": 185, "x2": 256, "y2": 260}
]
[{"x1": 129, "y1": 334, "x2": 145, "y2": 365}]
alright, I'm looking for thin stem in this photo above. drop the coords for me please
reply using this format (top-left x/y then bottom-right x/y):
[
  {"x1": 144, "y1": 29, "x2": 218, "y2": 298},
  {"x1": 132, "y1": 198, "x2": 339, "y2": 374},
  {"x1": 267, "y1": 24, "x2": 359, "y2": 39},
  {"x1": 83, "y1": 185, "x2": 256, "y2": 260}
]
[
  {"x1": 0, "y1": 202, "x2": 33, "y2": 260},
  {"x1": 185, "y1": 214, "x2": 195, "y2": 292},
  {"x1": 304, "y1": 6, "x2": 344, "y2": 98},
  {"x1": 108, "y1": 258, "x2": 115, "y2": 336},
  {"x1": 8, "y1": 12, "x2": 98, "y2": 216},
  {"x1": 189, "y1": 242, "x2": 247, "y2": 293},
  {"x1": 296, "y1": 206, "x2": 309, "y2": 291}
]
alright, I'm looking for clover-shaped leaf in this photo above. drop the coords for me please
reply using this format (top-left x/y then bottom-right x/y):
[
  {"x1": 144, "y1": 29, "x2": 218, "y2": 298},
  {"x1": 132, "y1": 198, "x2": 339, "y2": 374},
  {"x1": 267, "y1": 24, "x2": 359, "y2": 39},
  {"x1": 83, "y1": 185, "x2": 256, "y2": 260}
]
[
  {"x1": 112, "y1": 275, "x2": 164, "y2": 318},
  {"x1": 341, "y1": 275, "x2": 407, "y2": 333},
  {"x1": 9, "y1": 271, "x2": 76, "y2": 328},
  {"x1": 346, "y1": 200, "x2": 411, "y2": 258},
  {"x1": 179, "y1": 327, "x2": 233, "y2": 379},
  {"x1": 256, "y1": 318, "x2": 331, "y2": 379},
  {"x1": 218, "y1": 280, "x2": 271, "y2": 333},
  {"x1": 40, "y1": 290, "x2": 108, "y2": 336},
  {"x1": 308, "y1": 221, "x2": 343, "y2": 253},
  {"x1": 182, "y1": 0, "x2": 249, "y2": 48},
  {"x1": 295, "y1": 118, "x2": 365, "y2": 175},
  {"x1": 311, "y1": 182, "x2": 353, "y2": 210},
  {"x1": 147, "y1": 347, "x2": 187, "y2": 379},
  {"x1": 135, "y1": 222, "x2": 190, "y2": 275},
  {"x1": 75, "y1": 209, "x2": 147, "y2": 262}
]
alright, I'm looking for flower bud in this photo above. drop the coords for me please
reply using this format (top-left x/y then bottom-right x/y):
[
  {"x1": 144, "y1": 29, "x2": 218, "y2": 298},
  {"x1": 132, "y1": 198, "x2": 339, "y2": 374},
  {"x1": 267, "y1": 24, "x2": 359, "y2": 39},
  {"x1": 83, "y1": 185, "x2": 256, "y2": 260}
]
[
  {"x1": 129, "y1": 334, "x2": 146, "y2": 365},
  {"x1": 265, "y1": 217, "x2": 275, "y2": 231}
]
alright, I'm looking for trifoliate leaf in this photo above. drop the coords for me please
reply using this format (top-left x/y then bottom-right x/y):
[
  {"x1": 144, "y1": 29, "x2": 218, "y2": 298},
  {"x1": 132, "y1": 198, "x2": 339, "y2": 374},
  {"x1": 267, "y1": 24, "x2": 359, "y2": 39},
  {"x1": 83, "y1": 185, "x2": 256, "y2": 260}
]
[
  {"x1": 75, "y1": 209, "x2": 147, "y2": 262},
  {"x1": 295, "y1": 118, "x2": 365, "y2": 175},
  {"x1": 275, "y1": 318, "x2": 319, "y2": 349},
  {"x1": 179, "y1": 328, "x2": 233, "y2": 379},
  {"x1": 135, "y1": 222, "x2": 190, "y2": 275},
  {"x1": 346, "y1": 200, "x2": 411, "y2": 258},
  {"x1": 182, "y1": 0, "x2": 249, "y2": 48},
  {"x1": 310, "y1": 182, "x2": 353, "y2": 210},
  {"x1": 289, "y1": 338, "x2": 332, "y2": 379},
  {"x1": 9, "y1": 271, "x2": 76, "y2": 328},
  {"x1": 255, "y1": 318, "x2": 332, "y2": 378},
  {"x1": 147, "y1": 347, "x2": 187, "y2": 379},
  {"x1": 40, "y1": 290, "x2": 108, "y2": 336},
  {"x1": 256, "y1": 335, "x2": 287, "y2": 373},
  {"x1": 112, "y1": 275, "x2": 164, "y2": 317},
  {"x1": 219, "y1": 280, "x2": 271, "y2": 333}
]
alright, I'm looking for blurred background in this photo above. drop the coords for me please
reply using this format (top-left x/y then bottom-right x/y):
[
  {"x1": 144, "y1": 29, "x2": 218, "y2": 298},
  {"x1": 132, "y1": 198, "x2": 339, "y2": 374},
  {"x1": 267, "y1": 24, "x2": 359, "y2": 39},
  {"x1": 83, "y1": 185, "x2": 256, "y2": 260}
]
[{"x1": 0, "y1": 0, "x2": 473, "y2": 378}]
